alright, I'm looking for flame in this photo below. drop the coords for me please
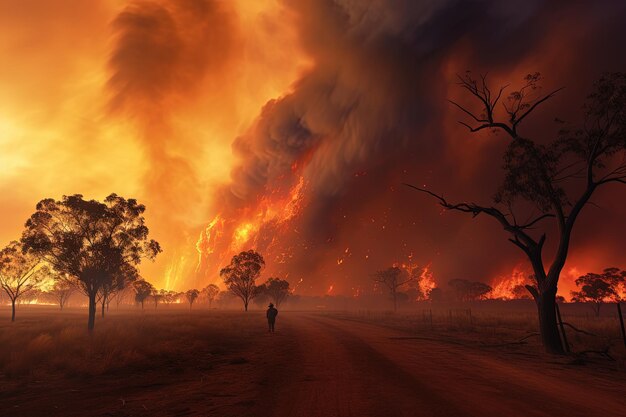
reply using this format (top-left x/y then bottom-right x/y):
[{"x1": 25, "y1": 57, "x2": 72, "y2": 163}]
[
  {"x1": 196, "y1": 176, "x2": 308, "y2": 282},
  {"x1": 419, "y1": 264, "x2": 436, "y2": 297},
  {"x1": 326, "y1": 284, "x2": 334, "y2": 295},
  {"x1": 394, "y1": 257, "x2": 436, "y2": 300},
  {"x1": 489, "y1": 265, "x2": 532, "y2": 300}
]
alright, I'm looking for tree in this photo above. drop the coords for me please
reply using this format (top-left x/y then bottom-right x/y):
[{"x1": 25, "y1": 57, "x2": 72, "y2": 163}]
[
  {"x1": 22, "y1": 194, "x2": 161, "y2": 330},
  {"x1": 185, "y1": 289, "x2": 200, "y2": 309},
  {"x1": 0, "y1": 241, "x2": 46, "y2": 321},
  {"x1": 571, "y1": 268, "x2": 625, "y2": 316},
  {"x1": 373, "y1": 266, "x2": 413, "y2": 312},
  {"x1": 264, "y1": 278, "x2": 291, "y2": 307},
  {"x1": 49, "y1": 280, "x2": 76, "y2": 310},
  {"x1": 159, "y1": 289, "x2": 180, "y2": 305},
  {"x1": 202, "y1": 283, "x2": 219, "y2": 309},
  {"x1": 404, "y1": 266, "x2": 426, "y2": 301},
  {"x1": 220, "y1": 250, "x2": 265, "y2": 311},
  {"x1": 448, "y1": 279, "x2": 492, "y2": 301},
  {"x1": 151, "y1": 288, "x2": 163, "y2": 309},
  {"x1": 113, "y1": 284, "x2": 135, "y2": 308},
  {"x1": 133, "y1": 279, "x2": 154, "y2": 309},
  {"x1": 98, "y1": 262, "x2": 139, "y2": 317},
  {"x1": 252, "y1": 283, "x2": 270, "y2": 307},
  {"x1": 407, "y1": 73, "x2": 626, "y2": 354}
]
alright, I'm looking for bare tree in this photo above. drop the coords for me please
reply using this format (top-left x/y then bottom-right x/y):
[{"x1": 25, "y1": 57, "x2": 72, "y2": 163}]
[
  {"x1": 220, "y1": 250, "x2": 265, "y2": 311},
  {"x1": 373, "y1": 267, "x2": 413, "y2": 312},
  {"x1": 202, "y1": 284, "x2": 220, "y2": 309},
  {"x1": 406, "y1": 72, "x2": 626, "y2": 354},
  {"x1": 0, "y1": 241, "x2": 46, "y2": 321},
  {"x1": 185, "y1": 289, "x2": 200, "y2": 309}
]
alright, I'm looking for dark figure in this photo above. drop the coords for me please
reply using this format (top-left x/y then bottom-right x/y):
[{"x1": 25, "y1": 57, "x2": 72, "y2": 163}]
[{"x1": 266, "y1": 303, "x2": 278, "y2": 333}]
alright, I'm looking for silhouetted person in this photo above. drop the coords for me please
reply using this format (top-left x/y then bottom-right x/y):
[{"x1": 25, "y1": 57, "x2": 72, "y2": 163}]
[{"x1": 266, "y1": 303, "x2": 278, "y2": 333}]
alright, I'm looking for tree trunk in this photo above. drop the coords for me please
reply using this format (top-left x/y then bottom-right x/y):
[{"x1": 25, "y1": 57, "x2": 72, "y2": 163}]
[
  {"x1": 244, "y1": 301, "x2": 248, "y2": 311},
  {"x1": 88, "y1": 293, "x2": 97, "y2": 331},
  {"x1": 535, "y1": 291, "x2": 564, "y2": 354},
  {"x1": 101, "y1": 300, "x2": 106, "y2": 318},
  {"x1": 11, "y1": 299, "x2": 16, "y2": 322},
  {"x1": 393, "y1": 291, "x2": 397, "y2": 313}
]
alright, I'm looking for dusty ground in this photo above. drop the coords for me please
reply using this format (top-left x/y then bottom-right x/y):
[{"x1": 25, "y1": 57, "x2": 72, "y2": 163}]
[{"x1": 2, "y1": 309, "x2": 626, "y2": 417}]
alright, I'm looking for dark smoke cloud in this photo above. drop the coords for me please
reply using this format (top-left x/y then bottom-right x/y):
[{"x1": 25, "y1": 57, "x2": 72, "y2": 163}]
[{"x1": 218, "y1": 0, "x2": 626, "y2": 293}]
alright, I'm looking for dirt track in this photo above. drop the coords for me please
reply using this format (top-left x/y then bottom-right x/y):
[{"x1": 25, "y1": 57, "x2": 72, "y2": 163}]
[
  {"x1": 256, "y1": 314, "x2": 626, "y2": 417},
  {"x1": 3, "y1": 311, "x2": 626, "y2": 417}
]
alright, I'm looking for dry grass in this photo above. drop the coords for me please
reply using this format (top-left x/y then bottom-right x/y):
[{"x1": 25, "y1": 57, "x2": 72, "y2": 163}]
[
  {"x1": 0, "y1": 306, "x2": 259, "y2": 379},
  {"x1": 331, "y1": 302, "x2": 626, "y2": 367}
]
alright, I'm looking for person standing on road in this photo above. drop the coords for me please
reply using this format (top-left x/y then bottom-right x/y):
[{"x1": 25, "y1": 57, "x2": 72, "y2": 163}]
[{"x1": 266, "y1": 303, "x2": 278, "y2": 333}]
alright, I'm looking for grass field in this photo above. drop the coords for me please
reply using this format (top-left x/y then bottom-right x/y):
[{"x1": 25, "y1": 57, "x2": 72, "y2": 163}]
[{"x1": 1, "y1": 303, "x2": 625, "y2": 416}]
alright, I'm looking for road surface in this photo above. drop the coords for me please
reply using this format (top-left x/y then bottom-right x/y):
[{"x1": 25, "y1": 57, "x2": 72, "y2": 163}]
[
  {"x1": 4, "y1": 311, "x2": 626, "y2": 417},
  {"x1": 254, "y1": 313, "x2": 626, "y2": 417}
]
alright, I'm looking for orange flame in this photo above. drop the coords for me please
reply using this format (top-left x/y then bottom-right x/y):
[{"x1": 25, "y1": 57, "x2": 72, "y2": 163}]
[
  {"x1": 489, "y1": 265, "x2": 532, "y2": 300},
  {"x1": 196, "y1": 176, "x2": 307, "y2": 280}
]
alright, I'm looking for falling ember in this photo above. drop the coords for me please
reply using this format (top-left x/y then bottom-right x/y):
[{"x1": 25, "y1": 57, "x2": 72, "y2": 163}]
[{"x1": 326, "y1": 284, "x2": 334, "y2": 295}]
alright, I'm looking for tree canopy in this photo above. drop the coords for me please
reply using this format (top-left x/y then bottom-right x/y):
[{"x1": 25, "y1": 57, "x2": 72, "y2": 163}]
[
  {"x1": 263, "y1": 277, "x2": 291, "y2": 307},
  {"x1": 571, "y1": 267, "x2": 625, "y2": 316},
  {"x1": 22, "y1": 194, "x2": 161, "y2": 329},
  {"x1": 0, "y1": 241, "x2": 46, "y2": 321},
  {"x1": 220, "y1": 250, "x2": 265, "y2": 311}
]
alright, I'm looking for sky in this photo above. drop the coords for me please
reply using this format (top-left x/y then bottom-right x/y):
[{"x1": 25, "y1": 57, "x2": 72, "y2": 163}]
[{"x1": 1, "y1": 0, "x2": 625, "y2": 296}]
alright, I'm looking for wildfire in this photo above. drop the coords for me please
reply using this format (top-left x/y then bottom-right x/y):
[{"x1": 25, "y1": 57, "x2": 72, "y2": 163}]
[
  {"x1": 394, "y1": 258, "x2": 436, "y2": 300},
  {"x1": 232, "y1": 223, "x2": 257, "y2": 249},
  {"x1": 489, "y1": 265, "x2": 533, "y2": 300},
  {"x1": 195, "y1": 176, "x2": 308, "y2": 282},
  {"x1": 419, "y1": 264, "x2": 436, "y2": 297}
]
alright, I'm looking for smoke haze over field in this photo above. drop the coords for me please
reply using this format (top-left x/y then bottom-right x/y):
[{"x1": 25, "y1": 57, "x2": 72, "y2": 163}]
[{"x1": 1, "y1": 0, "x2": 625, "y2": 295}]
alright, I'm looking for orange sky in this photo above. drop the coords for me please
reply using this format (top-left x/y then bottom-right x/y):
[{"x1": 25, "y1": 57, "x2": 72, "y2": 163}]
[
  {"x1": 1, "y1": 0, "x2": 625, "y2": 297},
  {"x1": 0, "y1": 0, "x2": 309, "y2": 289}
]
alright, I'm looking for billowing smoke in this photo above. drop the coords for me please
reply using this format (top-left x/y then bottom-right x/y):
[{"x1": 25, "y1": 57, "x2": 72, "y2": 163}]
[
  {"x1": 107, "y1": 0, "x2": 238, "y2": 287},
  {"x1": 198, "y1": 0, "x2": 626, "y2": 295}
]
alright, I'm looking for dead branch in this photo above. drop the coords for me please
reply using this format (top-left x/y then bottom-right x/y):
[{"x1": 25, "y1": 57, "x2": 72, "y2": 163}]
[{"x1": 561, "y1": 322, "x2": 596, "y2": 336}]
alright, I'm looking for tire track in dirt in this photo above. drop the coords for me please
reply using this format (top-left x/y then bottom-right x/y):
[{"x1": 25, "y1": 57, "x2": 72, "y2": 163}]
[{"x1": 256, "y1": 313, "x2": 626, "y2": 417}]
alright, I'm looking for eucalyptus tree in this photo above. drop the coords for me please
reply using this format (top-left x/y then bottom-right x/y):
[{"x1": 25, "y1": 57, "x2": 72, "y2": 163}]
[{"x1": 22, "y1": 194, "x2": 161, "y2": 330}]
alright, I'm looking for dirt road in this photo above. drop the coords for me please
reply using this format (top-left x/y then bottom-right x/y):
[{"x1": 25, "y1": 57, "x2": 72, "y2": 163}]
[
  {"x1": 256, "y1": 313, "x2": 626, "y2": 417},
  {"x1": 3, "y1": 311, "x2": 626, "y2": 417}
]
